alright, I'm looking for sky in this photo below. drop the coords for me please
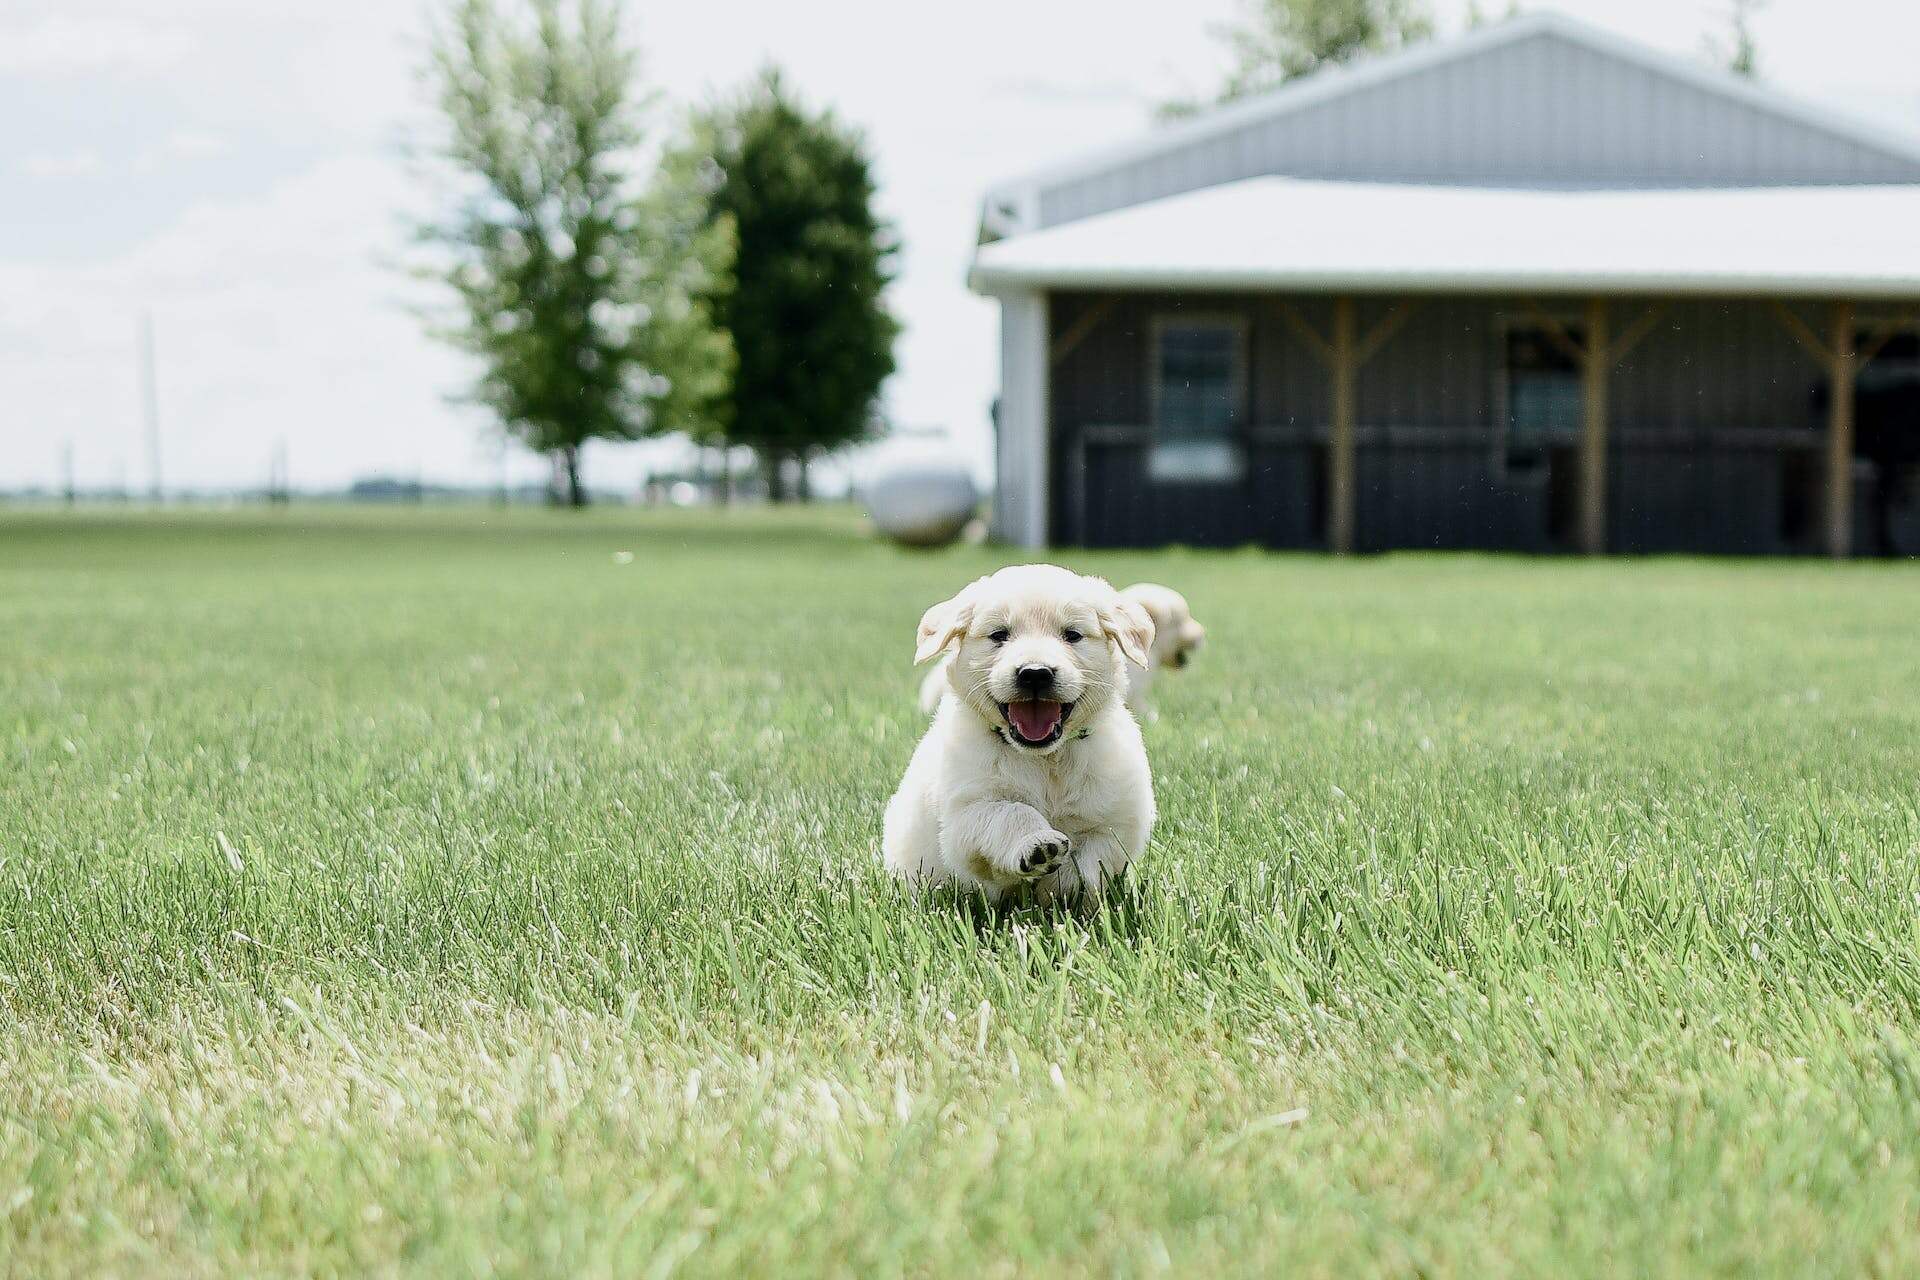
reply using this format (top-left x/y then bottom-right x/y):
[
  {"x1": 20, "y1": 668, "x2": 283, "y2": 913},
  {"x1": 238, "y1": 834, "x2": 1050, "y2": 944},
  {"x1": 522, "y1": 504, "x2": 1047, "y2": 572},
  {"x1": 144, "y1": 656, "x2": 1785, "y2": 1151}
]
[{"x1": 3, "y1": 0, "x2": 1919, "y2": 495}]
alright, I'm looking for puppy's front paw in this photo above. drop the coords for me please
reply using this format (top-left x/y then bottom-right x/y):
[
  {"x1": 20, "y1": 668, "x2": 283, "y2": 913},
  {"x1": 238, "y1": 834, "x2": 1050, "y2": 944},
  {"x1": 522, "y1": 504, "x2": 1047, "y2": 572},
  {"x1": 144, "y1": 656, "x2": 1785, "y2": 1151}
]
[{"x1": 1018, "y1": 830, "x2": 1071, "y2": 879}]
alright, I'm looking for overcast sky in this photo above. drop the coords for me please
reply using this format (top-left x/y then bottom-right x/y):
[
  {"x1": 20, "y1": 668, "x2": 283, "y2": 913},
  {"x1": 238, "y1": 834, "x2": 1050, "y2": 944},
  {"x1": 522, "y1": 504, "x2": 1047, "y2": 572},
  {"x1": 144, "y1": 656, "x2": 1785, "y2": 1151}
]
[{"x1": 3, "y1": 0, "x2": 1918, "y2": 494}]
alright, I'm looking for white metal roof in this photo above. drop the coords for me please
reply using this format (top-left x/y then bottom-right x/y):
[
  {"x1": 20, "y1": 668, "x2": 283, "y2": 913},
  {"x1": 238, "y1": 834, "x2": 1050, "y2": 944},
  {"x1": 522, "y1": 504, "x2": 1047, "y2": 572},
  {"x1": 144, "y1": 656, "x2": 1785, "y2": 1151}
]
[
  {"x1": 980, "y1": 12, "x2": 1920, "y2": 239},
  {"x1": 969, "y1": 177, "x2": 1920, "y2": 299}
]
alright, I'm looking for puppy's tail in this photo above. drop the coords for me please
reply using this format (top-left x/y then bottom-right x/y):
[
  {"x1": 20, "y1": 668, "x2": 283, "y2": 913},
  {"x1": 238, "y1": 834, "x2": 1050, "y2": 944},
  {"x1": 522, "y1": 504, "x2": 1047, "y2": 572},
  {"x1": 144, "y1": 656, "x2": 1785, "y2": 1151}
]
[{"x1": 917, "y1": 658, "x2": 952, "y2": 715}]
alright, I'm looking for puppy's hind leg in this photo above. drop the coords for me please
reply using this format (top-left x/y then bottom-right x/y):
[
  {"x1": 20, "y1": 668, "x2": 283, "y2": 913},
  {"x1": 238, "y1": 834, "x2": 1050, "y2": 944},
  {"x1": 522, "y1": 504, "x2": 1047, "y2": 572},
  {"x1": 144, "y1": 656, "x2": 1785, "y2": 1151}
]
[
  {"x1": 1065, "y1": 832, "x2": 1131, "y2": 901},
  {"x1": 882, "y1": 787, "x2": 945, "y2": 886}
]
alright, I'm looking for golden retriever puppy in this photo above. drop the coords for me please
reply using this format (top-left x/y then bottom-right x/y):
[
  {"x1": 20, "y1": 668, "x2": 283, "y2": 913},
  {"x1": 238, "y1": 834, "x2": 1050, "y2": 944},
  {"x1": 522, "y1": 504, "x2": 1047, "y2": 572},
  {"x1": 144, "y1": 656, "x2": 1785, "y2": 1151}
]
[
  {"x1": 884, "y1": 564, "x2": 1157, "y2": 903},
  {"x1": 1117, "y1": 583, "x2": 1206, "y2": 721},
  {"x1": 916, "y1": 580, "x2": 1205, "y2": 719}
]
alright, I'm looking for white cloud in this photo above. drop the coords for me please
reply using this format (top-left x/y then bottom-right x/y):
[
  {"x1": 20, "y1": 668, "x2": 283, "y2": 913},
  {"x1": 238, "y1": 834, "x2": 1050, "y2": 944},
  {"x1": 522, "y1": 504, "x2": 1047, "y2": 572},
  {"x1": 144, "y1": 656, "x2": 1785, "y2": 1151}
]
[
  {"x1": 20, "y1": 149, "x2": 106, "y2": 178},
  {"x1": 0, "y1": 14, "x2": 193, "y2": 76},
  {"x1": 163, "y1": 130, "x2": 227, "y2": 159},
  {"x1": 132, "y1": 130, "x2": 230, "y2": 174}
]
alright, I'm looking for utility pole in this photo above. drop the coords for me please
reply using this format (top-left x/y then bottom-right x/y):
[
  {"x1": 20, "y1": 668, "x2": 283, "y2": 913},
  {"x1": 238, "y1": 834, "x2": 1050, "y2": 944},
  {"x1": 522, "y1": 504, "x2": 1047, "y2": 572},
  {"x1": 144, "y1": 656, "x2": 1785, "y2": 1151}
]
[
  {"x1": 62, "y1": 441, "x2": 76, "y2": 507},
  {"x1": 140, "y1": 310, "x2": 163, "y2": 505}
]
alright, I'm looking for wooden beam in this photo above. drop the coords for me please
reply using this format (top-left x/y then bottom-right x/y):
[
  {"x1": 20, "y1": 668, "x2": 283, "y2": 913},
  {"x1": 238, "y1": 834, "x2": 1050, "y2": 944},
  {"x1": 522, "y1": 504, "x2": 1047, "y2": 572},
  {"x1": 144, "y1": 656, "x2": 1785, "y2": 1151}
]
[
  {"x1": 1355, "y1": 299, "x2": 1421, "y2": 368},
  {"x1": 1857, "y1": 310, "x2": 1920, "y2": 366},
  {"x1": 1271, "y1": 299, "x2": 1335, "y2": 367},
  {"x1": 1520, "y1": 299, "x2": 1590, "y2": 364},
  {"x1": 1579, "y1": 297, "x2": 1610, "y2": 556},
  {"x1": 1048, "y1": 296, "x2": 1117, "y2": 366},
  {"x1": 1827, "y1": 300, "x2": 1856, "y2": 559},
  {"x1": 1328, "y1": 297, "x2": 1358, "y2": 555},
  {"x1": 1607, "y1": 303, "x2": 1668, "y2": 367},
  {"x1": 1770, "y1": 301, "x2": 1832, "y2": 366}
]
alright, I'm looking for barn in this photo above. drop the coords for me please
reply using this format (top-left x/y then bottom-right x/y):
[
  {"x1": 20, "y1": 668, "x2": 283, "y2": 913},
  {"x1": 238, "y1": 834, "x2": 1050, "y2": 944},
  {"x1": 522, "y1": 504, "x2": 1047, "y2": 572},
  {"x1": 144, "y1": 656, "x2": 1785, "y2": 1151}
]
[{"x1": 969, "y1": 13, "x2": 1920, "y2": 556}]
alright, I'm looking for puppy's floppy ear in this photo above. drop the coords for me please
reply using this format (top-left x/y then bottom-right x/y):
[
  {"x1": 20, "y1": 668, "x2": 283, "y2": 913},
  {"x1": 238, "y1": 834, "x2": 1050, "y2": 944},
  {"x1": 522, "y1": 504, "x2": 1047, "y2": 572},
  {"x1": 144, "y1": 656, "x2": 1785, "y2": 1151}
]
[
  {"x1": 1099, "y1": 594, "x2": 1156, "y2": 669},
  {"x1": 914, "y1": 587, "x2": 977, "y2": 664},
  {"x1": 1133, "y1": 595, "x2": 1171, "y2": 635}
]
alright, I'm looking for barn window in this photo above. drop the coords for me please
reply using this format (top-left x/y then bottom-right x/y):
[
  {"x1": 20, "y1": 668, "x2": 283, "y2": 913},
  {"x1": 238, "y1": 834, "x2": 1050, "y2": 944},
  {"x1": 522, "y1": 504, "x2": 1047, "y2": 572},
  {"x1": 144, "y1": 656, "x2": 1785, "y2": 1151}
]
[
  {"x1": 1501, "y1": 322, "x2": 1584, "y2": 473},
  {"x1": 1149, "y1": 317, "x2": 1246, "y2": 482}
]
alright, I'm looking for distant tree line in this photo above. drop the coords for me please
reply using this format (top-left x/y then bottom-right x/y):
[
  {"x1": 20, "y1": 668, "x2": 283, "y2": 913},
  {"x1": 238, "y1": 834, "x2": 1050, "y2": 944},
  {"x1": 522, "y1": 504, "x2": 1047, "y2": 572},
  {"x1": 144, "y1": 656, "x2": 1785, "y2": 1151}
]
[{"x1": 413, "y1": 0, "x2": 896, "y2": 506}]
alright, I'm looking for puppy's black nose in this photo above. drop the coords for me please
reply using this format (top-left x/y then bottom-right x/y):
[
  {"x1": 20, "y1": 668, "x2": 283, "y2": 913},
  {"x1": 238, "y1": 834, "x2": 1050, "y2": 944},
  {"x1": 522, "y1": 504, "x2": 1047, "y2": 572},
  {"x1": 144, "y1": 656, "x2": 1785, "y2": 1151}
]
[{"x1": 1015, "y1": 664, "x2": 1055, "y2": 692}]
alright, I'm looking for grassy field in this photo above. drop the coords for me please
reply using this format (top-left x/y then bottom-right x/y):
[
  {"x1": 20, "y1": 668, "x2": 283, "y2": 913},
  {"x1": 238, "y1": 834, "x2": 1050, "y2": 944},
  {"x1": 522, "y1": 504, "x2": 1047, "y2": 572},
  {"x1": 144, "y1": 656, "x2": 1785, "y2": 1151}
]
[{"x1": 5, "y1": 505, "x2": 1920, "y2": 1276}]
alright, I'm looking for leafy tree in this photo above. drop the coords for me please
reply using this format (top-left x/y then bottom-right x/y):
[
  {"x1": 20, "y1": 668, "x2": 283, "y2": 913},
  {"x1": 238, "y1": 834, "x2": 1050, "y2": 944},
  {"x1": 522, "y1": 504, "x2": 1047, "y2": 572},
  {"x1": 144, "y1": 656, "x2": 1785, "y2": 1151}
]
[
  {"x1": 1165, "y1": 0, "x2": 1434, "y2": 118},
  {"x1": 695, "y1": 70, "x2": 899, "y2": 501},
  {"x1": 414, "y1": 0, "x2": 730, "y2": 506},
  {"x1": 1464, "y1": 1, "x2": 1522, "y2": 29},
  {"x1": 1706, "y1": 0, "x2": 1766, "y2": 78}
]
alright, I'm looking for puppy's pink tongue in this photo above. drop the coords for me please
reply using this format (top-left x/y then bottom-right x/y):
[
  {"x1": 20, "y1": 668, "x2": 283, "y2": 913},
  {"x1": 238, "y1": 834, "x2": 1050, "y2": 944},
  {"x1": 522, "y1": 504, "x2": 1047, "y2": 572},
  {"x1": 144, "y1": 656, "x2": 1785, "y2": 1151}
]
[{"x1": 1007, "y1": 699, "x2": 1064, "y2": 743}]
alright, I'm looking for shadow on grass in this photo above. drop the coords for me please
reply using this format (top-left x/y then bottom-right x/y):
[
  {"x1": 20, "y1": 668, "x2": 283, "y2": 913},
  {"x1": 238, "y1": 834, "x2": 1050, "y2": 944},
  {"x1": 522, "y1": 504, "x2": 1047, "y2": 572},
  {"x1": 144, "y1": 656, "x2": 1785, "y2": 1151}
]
[{"x1": 926, "y1": 872, "x2": 1153, "y2": 948}]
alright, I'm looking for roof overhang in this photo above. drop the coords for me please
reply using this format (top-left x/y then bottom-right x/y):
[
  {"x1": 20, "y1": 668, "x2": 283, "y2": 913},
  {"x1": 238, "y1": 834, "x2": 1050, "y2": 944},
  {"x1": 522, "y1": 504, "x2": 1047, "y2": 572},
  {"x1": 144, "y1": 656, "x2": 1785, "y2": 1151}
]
[{"x1": 968, "y1": 178, "x2": 1920, "y2": 300}]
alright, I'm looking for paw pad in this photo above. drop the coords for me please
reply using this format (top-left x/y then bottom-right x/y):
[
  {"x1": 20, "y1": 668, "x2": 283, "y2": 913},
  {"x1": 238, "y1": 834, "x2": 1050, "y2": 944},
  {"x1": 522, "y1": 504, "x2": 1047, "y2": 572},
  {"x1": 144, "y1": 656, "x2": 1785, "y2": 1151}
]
[{"x1": 1020, "y1": 837, "x2": 1069, "y2": 877}]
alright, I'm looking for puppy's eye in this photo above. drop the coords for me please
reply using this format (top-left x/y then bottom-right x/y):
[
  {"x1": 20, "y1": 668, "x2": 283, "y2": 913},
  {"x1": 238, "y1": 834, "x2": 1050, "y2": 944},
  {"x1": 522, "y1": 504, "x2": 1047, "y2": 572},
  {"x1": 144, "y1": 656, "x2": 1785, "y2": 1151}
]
[
  {"x1": 988, "y1": 628, "x2": 1010, "y2": 645},
  {"x1": 1062, "y1": 628, "x2": 1083, "y2": 644}
]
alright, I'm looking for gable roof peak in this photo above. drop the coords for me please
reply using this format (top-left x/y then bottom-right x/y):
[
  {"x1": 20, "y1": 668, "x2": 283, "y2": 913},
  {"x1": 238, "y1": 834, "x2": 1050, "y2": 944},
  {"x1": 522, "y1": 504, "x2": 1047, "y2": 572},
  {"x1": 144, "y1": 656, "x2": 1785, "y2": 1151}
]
[{"x1": 981, "y1": 10, "x2": 1920, "y2": 239}]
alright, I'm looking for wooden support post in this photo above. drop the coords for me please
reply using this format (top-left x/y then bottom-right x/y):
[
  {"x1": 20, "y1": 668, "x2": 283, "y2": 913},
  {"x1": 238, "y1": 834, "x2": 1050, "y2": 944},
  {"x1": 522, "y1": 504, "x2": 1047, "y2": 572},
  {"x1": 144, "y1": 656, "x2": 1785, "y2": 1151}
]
[
  {"x1": 1770, "y1": 299, "x2": 1868, "y2": 558},
  {"x1": 1827, "y1": 300, "x2": 1856, "y2": 559},
  {"x1": 1329, "y1": 297, "x2": 1358, "y2": 555},
  {"x1": 1272, "y1": 296, "x2": 1419, "y2": 554},
  {"x1": 1523, "y1": 295, "x2": 1665, "y2": 555},
  {"x1": 1580, "y1": 297, "x2": 1610, "y2": 556}
]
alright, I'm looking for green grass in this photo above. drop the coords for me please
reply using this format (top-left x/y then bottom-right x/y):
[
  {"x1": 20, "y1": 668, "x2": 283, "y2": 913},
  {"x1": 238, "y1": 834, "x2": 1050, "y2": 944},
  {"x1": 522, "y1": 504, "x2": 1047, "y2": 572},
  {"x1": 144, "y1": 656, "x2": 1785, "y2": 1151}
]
[{"x1": 5, "y1": 504, "x2": 1920, "y2": 1277}]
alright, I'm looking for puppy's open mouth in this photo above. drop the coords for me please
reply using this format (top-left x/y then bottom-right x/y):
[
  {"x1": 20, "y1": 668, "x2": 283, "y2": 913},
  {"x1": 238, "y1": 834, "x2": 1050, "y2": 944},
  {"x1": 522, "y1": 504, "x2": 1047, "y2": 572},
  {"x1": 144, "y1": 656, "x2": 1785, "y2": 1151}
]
[{"x1": 1000, "y1": 698, "x2": 1071, "y2": 748}]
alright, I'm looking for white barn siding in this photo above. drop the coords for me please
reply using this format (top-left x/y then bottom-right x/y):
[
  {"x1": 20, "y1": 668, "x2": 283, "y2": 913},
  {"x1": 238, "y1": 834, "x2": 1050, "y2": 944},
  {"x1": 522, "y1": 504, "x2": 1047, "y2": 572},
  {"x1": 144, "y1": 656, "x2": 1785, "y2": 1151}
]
[
  {"x1": 991, "y1": 290, "x2": 1049, "y2": 548},
  {"x1": 1032, "y1": 29, "x2": 1920, "y2": 229}
]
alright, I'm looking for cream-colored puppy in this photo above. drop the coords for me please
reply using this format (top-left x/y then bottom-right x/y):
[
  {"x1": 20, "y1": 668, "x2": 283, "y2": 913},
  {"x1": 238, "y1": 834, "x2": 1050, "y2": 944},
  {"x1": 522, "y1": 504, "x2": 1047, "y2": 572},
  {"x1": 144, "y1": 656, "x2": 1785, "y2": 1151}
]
[
  {"x1": 916, "y1": 581, "x2": 1206, "y2": 718},
  {"x1": 884, "y1": 564, "x2": 1157, "y2": 902},
  {"x1": 1118, "y1": 583, "x2": 1206, "y2": 720}
]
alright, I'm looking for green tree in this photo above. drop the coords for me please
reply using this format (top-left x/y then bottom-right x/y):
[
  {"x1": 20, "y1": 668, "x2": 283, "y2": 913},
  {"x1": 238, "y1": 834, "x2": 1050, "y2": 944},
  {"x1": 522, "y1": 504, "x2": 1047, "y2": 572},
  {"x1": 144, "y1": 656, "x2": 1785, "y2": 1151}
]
[
  {"x1": 1707, "y1": 0, "x2": 1766, "y2": 78},
  {"x1": 696, "y1": 70, "x2": 899, "y2": 501},
  {"x1": 1166, "y1": 0, "x2": 1434, "y2": 118},
  {"x1": 1464, "y1": 1, "x2": 1522, "y2": 29},
  {"x1": 414, "y1": 0, "x2": 730, "y2": 506}
]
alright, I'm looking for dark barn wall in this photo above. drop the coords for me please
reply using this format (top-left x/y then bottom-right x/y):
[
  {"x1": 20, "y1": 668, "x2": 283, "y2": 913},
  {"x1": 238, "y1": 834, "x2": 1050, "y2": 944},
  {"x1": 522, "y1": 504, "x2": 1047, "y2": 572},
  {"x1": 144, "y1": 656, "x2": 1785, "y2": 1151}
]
[
  {"x1": 1049, "y1": 293, "x2": 1325, "y2": 549},
  {"x1": 1048, "y1": 291, "x2": 1834, "y2": 553}
]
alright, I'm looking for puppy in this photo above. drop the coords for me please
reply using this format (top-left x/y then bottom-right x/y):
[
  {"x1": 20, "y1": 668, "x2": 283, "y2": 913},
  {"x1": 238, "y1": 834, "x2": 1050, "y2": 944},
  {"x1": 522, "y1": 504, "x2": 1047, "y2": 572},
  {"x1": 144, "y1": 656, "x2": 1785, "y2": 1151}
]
[
  {"x1": 883, "y1": 564, "x2": 1157, "y2": 903},
  {"x1": 1117, "y1": 583, "x2": 1206, "y2": 720},
  {"x1": 915, "y1": 580, "x2": 1206, "y2": 719}
]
